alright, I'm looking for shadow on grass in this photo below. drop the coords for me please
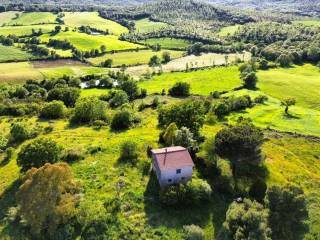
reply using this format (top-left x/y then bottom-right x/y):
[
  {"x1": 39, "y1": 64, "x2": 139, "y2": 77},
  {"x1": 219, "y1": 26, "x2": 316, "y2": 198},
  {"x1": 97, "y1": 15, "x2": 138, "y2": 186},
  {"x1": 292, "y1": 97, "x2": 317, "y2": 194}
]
[
  {"x1": 0, "y1": 179, "x2": 21, "y2": 220},
  {"x1": 283, "y1": 112, "x2": 300, "y2": 120},
  {"x1": 0, "y1": 156, "x2": 10, "y2": 167}
]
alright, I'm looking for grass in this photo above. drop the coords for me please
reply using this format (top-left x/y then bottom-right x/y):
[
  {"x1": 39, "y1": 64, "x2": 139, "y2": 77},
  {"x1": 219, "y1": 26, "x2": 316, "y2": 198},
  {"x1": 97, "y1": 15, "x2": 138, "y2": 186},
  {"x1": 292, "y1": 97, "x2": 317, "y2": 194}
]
[
  {"x1": 218, "y1": 25, "x2": 241, "y2": 37},
  {"x1": 257, "y1": 64, "x2": 320, "y2": 110},
  {"x1": 39, "y1": 31, "x2": 142, "y2": 52},
  {"x1": 0, "y1": 24, "x2": 57, "y2": 36},
  {"x1": 63, "y1": 12, "x2": 128, "y2": 36},
  {"x1": 141, "y1": 38, "x2": 194, "y2": 50},
  {"x1": 81, "y1": 88, "x2": 110, "y2": 97},
  {"x1": 0, "y1": 61, "x2": 108, "y2": 84},
  {"x1": 88, "y1": 49, "x2": 184, "y2": 66},
  {"x1": 7, "y1": 12, "x2": 57, "y2": 26},
  {"x1": 293, "y1": 19, "x2": 320, "y2": 26},
  {"x1": 0, "y1": 11, "x2": 19, "y2": 26},
  {"x1": 134, "y1": 18, "x2": 169, "y2": 33},
  {"x1": 0, "y1": 44, "x2": 33, "y2": 62},
  {"x1": 138, "y1": 66, "x2": 242, "y2": 95}
]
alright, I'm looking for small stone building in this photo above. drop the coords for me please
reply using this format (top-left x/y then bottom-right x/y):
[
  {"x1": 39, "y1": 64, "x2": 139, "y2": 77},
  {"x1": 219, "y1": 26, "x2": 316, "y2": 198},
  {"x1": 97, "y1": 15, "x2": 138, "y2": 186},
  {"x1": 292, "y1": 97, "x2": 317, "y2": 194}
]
[{"x1": 151, "y1": 146, "x2": 194, "y2": 187}]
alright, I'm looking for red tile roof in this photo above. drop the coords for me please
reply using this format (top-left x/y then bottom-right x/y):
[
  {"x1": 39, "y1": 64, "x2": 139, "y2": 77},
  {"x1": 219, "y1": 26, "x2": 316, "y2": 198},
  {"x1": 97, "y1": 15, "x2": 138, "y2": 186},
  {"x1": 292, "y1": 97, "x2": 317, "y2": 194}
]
[{"x1": 151, "y1": 146, "x2": 194, "y2": 171}]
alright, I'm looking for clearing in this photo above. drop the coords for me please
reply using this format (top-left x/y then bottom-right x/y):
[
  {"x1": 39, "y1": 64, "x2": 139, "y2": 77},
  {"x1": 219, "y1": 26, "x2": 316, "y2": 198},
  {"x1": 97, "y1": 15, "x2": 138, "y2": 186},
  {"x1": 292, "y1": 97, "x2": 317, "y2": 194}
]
[
  {"x1": 141, "y1": 38, "x2": 194, "y2": 50},
  {"x1": 134, "y1": 18, "x2": 169, "y2": 33}
]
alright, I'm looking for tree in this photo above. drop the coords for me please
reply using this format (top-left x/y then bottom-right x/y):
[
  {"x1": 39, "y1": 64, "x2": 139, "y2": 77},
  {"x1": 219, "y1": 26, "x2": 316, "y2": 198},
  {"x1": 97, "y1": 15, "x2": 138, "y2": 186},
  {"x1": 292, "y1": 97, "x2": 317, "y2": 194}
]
[
  {"x1": 265, "y1": 185, "x2": 308, "y2": 240},
  {"x1": 54, "y1": 25, "x2": 62, "y2": 34},
  {"x1": 162, "y1": 51, "x2": 171, "y2": 64},
  {"x1": 72, "y1": 97, "x2": 106, "y2": 124},
  {"x1": 282, "y1": 98, "x2": 296, "y2": 114},
  {"x1": 277, "y1": 54, "x2": 292, "y2": 67},
  {"x1": 221, "y1": 199, "x2": 271, "y2": 240},
  {"x1": 17, "y1": 138, "x2": 62, "y2": 172},
  {"x1": 10, "y1": 123, "x2": 29, "y2": 143},
  {"x1": 173, "y1": 127, "x2": 197, "y2": 151},
  {"x1": 213, "y1": 101, "x2": 230, "y2": 119},
  {"x1": 47, "y1": 87, "x2": 80, "y2": 107},
  {"x1": 102, "y1": 59, "x2": 113, "y2": 68},
  {"x1": 241, "y1": 71, "x2": 258, "y2": 89},
  {"x1": 111, "y1": 110, "x2": 134, "y2": 130},
  {"x1": 109, "y1": 90, "x2": 129, "y2": 108},
  {"x1": 40, "y1": 100, "x2": 66, "y2": 119},
  {"x1": 16, "y1": 163, "x2": 80, "y2": 237},
  {"x1": 168, "y1": 82, "x2": 190, "y2": 97},
  {"x1": 158, "y1": 100, "x2": 205, "y2": 136},
  {"x1": 149, "y1": 55, "x2": 161, "y2": 67},
  {"x1": 119, "y1": 141, "x2": 139, "y2": 164},
  {"x1": 120, "y1": 80, "x2": 139, "y2": 101},
  {"x1": 214, "y1": 123, "x2": 264, "y2": 182},
  {"x1": 163, "y1": 123, "x2": 178, "y2": 146},
  {"x1": 100, "y1": 45, "x2": 107, "y2": 53}
]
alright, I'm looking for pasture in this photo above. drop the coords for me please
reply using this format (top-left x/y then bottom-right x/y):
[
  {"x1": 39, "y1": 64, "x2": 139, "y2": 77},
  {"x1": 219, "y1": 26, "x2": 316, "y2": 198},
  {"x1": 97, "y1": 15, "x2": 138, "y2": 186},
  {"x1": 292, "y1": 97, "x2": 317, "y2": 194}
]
[
  {"x1": 134, "y1": 18, "x2": 169, "y2": 33},
  {"x1": 293, "y1": 19, "x2": 320, "y2": 26},
  {"x1": 7, "y1": 12, "x2": 57, "y2": 25},
  {"x1": 0, "y1": 24, "x2": 56, "y2": 36},
  {"x1": 257, "y1": 64, "x2": 320, "y2": 110},
  {"x1": 138, "y1": 66, "x2": 242, "y2": 95},
  {"x1": 0, "y1": 44, "x2": 33, "y2": 62},
  {"x1": 141, "y1": 38, "x2": 194, "y2": 49},
  {"x1": 39, "y1": 31, "x2": 142, "y2": 52},
  {"x1": 218, "y1": 24, "x2": 241, "y2": 37},
  {"x1": 0, "y1": 11, "x2": 19, "y2": 25},
  {"x1": 88, "y1": 49, "x2": 184, "y2": 66},
  {"x1": 63, "y1": 12, "x2": 129, "y2": 36}
]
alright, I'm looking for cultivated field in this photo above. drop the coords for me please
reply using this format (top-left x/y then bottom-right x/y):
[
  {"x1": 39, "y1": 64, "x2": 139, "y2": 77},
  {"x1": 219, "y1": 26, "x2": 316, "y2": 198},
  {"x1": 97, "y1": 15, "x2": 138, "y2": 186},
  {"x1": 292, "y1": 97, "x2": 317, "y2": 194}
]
[
  {"x1": 88, "y1": 49, "x2": 184, "y2": 66},
  {"x1": 39, "y1": 31, "x2": 142, "y2": 52},
  {"x1": 63, "y1": 12, "x2": 129, "y2": 35},
  {"x1": 0, "y1": 44, "x2": 33, "y2": 62},
  {"x1": 141, "y1": 38, "x2": 194, "y2": 49},
  {"x1": 134, "y1": 18, "x2": 169, "y2": 33}
]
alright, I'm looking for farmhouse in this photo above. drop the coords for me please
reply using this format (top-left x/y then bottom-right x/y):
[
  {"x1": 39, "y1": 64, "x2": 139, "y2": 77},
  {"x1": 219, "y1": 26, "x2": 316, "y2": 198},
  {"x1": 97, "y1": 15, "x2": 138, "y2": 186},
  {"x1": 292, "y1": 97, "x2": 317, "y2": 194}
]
[{"x1": 151, "y1": 146, "x2": 194, "y2": 186}]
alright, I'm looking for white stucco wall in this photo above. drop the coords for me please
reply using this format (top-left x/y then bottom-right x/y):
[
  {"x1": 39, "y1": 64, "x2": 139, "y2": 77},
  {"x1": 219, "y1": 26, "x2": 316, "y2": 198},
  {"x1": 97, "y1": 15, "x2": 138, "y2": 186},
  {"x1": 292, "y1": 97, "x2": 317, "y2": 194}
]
[{"x1": 159, "y1": 166, "x2": 193, "y2": 186}]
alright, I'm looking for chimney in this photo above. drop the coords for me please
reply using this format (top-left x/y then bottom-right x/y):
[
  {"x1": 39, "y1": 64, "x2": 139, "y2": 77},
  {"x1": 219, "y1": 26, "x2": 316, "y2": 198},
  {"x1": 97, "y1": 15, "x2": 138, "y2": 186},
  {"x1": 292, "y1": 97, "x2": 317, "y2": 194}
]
[{"x1": 164, "y1": 148, "x2": 168, "y2": 166}]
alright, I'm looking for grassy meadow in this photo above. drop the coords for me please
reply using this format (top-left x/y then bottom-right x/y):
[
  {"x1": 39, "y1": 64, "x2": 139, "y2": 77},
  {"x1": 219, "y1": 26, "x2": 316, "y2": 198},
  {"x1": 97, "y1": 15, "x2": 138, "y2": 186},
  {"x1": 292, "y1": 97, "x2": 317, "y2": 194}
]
[
  {"x1": 63, "y1": 12, "x2": 129, "y2": 35},
  {"x1": 0, "y1": 11, "x2": 19, "y2": 25},
  {"x1": 39, "y1": 31, "x2": 142, "y2": 52},
  {"x1": 141, "y1": 38, "x2": 194, "y2": 50},
  {"x1": 0, "y1": 44, "x2": 33, "y2": 62},
  {"x1": 218, "y1": 24, "x2": 241, "y2": 37},
  {"x1": 134, "y1": 18, "x2": 169, "y2": 33},
  {"x1": 293, "y1": 19, "x2": 320, "y2": 26},
  {"x1": 88, "y1": 49, "x2": 184, "y2": 66},
  {"x1": 0, "y1": 24, "x2": 57, "y2": 36},
  {"x1": 7, "y1": 12, "x2": 57, "y2": 25}
]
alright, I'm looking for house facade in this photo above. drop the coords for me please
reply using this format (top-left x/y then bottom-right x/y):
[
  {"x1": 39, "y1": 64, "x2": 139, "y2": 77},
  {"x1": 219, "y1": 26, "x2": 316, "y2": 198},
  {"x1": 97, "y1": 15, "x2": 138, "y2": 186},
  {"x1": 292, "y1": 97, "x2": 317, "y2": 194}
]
[{"x1": 151, "y1": 146, "x2": 194, "y2": 187}]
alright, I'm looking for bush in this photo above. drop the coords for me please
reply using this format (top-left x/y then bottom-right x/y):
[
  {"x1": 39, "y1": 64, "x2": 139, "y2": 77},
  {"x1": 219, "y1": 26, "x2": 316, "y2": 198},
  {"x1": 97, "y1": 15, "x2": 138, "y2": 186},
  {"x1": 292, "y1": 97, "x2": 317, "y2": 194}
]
[
  {"x1": 120, "y1": 80, "x2": 139, "y2": 101},
  {"x1": 183, "y1": 225, "x2": 205, "y2": 240},
  {"x1": 10, "y1": 123, "x2": 29, "y2": 143},
  {"x1": 119, "y1": 141, "x2": 139, "y2": 164},
  {"x1": 72, "y1": 97, "x2": 106, "y2": 124},
  {"x1": 254, "y1": 95, "x2": 268, "y2": 104},
  {"x1": 40, "y1": 100, "x2": 66, "y2": 119},
  {"x1": 111, "y1": 110, "x2": 134, "y2": 130},
  {"x1": 168, "y1": 82, "x2": 190, "y2": 97},
  {"x1": 47, "y1": 87, "x2": 80, "y2": 107},
  {"x1": 0, "y1": 136, "x2": 8, "y2": 151},
  {"x1": 109, "y1": 90, "x2": 129, "y2": 108},
  {"x1": 63, "y1": 148, "x2": 85, "y2": 163},
  {"x1": 241, "y1": 71, "x2": 258, "y2": 89},
  {"x1": 213, "y1": 101, "x2": 230, "y2": 118},
  {"x1": 17, "y1": 138, "x2": 62, "y2": 172}
]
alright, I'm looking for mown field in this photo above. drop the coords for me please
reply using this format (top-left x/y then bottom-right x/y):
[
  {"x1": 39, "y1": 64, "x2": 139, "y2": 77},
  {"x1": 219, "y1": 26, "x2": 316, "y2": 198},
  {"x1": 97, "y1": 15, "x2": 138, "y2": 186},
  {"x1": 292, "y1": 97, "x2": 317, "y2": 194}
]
[
  {"x1": 0, "y1": 11, "x2": 19, "y2": 25},
  {"x1": 141, "y1": 38, "x2": 194, "y2": 50},
  {"x1": 0, "y1": 24, "x2": 57, "y2": 36},
  {"x1": 88, "y1": 49, "x2": 184, "y2": 66},
  {"x1": 134, "y1": 18, "x2": 169, "y2": 33},
  {"x1": 62, "y1": 12, "x2": 129, "y2": 36},
  {"x1": 7, "y1": 12, "x2": 57, "y2": 26},
  {"x1": 39, "y1": 31, "x2": 142, "y2": 52},
  {"x1": 0, "y1": 44, "x2": 33, "y2": 62}
]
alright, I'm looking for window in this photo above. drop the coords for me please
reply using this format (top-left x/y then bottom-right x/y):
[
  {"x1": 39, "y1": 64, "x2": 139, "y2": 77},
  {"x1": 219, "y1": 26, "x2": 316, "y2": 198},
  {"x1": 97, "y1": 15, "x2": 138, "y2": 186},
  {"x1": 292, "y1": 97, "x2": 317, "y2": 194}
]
[
  {"x1": 168, "y1": 179, "x2": 172, "y2": 183},
  {"x1": 176, "y1": 169, "x2": 181, "y2": 174}
]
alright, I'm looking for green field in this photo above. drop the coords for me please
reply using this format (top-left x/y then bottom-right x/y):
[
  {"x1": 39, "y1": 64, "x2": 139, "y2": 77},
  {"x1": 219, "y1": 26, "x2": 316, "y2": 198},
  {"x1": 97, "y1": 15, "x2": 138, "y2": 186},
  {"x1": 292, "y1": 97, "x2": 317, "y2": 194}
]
[
  {"x1": 141, "y1": 38, "x2": 194, "y2": 49},
  {"x1": 63, "y1": 12, "x2": 129, "y2": 36},
  {"x1": 0, "y1": 11, "x2": 19, "y2": 25},
  {"x1": 0, "y1": 44, "x2": 33, "y2": 62},
  {"x1": 134, "y1": 18, "x2": 169, "y2": 33},
  {"x1": 293, "y1": 19, "x2": 320, "y2": 26},
  {"x1": 7, "y1": 12, "x2": 57, "y2": 26},
  {"x1": 0, "y1": 24, "x2": 57, "y2": 36},
  {"x1": 0, "y1": 61, "x2": 108, "y2": 84},
  {"x1": 138, "y1": 66, "x2": 241, "y2": 95},
  {"x1": 218, "y1": 24, "x2": 241, "y2": 37},
  {"x1": 257, "y1": 64, "x2": 320, "y2": 110},
  {"x1": 40, "y1": 31, "x2": 142, "y2": 52},
  {"x1": 88, "y1": 49, "x2": 184, "y2": 66}
]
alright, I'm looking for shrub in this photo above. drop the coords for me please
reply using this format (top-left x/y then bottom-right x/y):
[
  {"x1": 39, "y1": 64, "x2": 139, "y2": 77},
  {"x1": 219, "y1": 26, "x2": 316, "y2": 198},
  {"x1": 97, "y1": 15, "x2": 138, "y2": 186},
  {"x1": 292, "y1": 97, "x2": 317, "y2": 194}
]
[
  {"x1": 119, "y1": 141, "x2": 139, "y2": 164},
  {"x1": 10, "y1": 123, "x2": 29, "y2": 143},
  {"x1": 109, "y1": 90, "x2": 129, "y2": 108},
  {"x1": 40, "y1": 100, "x2": 66, "y2": 119},
  {"x1": 213, "y1": 101, "x2": 230, "y2": 118},
  {"x1": 168, "y1": 82, "x2": 190, "y2": 97},
  {"x1": 183, "y1": 225, "x2": 205, "y2": 240},
  {"x1": 47, "y1": 87, "x2": 80, "y2": 107},
  {"x1": 63, "y1": 148, "x2": 85, "y2": 163},
  {"x1": 0, "y1": 136, "x2": 8, "y2": 151},
  {"x1": 249, "y1": 179, "x2": 267, "y2": 202},
  {"x1": 186, "y1": 179, "x2": 212, "y2": 204},
  {"x1": 173, "y1": 127, "x2": 197, "y2": 151},
  {"x1": 241, "y1": 71, "x2": 258, "y2": 89},
  {"x1": 111, "y1": 110, "x2": 134, "y2": 130},
  {"x1": 17, "y1": 138, "x2": 62, "y2": 172},
  {"x1": 72, "y1": 97, "x2": 106, "y2": 124},
  {"x1": 162, "y1": 123, "x2": 178, "y2": 146},
  {"x1": 254, "y1": 95, "x2": 268, "y2": 104},
  {"x1": 120, "y1": 80, "x2": 139, "y2": 101}
]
